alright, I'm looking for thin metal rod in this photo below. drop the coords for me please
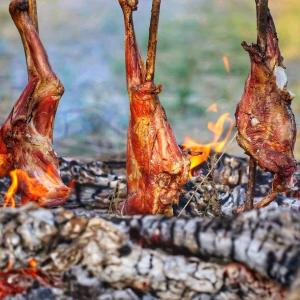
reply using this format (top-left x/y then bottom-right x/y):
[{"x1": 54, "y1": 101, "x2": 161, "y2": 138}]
[
  {"x1": 146, "y1": 0, "x2": 161, "y2": 82},
  {"x1": 245, "y1": 157, "x2": 257, "y2": 211},
  {"x1": 29, "y1": 0, "x2": 39, "y2": 32},
  {"x1": 255, "y1": 0, "x2": 269, "y2": 53}
]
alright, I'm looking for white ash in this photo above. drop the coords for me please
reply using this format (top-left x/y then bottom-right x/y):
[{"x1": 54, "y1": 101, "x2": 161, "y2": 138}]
[{"x1": 0, "y1": 205, "x2": 291, "y2": 299}]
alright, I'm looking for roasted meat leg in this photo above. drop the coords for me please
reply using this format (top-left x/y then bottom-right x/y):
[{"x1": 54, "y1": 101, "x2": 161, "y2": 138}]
[
  {"x1": 235, "y1": 0, "x2": 297, "y2": 209},
  {"x1": 119, "y1": 0, "x2": 189, "y2": 215},
  {"x1": 0, "y1": 0, "x2": 71, "y2": 206}
]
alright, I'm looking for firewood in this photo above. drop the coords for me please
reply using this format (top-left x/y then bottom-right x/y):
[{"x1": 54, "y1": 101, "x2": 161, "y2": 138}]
[
  {"x1": 0, "y1": 155, "x2": 299, "y2": 217},
  {"x1": 2, "y1": 204, "x2": 298, "y2": 299}
]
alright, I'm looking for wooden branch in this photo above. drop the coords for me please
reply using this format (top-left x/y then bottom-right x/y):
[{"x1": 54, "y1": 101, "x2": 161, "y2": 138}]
[
  {"x1": 1, "y1": 204, "x2": 296, "y2": 298},
  {"x1": 245, "y1": 157, "x2": 256, "y2": 210},
  {"x1": 146, "y1": 0, "x2": 161, "y2": 82},
  {"x1": 255, "y1": 0, "x2": 269, "y2": 54},
  {"x1": 28, "y1": 0, "x2": 39, "y2": 32}
]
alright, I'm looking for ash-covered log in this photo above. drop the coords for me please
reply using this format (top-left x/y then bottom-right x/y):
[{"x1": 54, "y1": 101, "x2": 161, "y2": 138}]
[
  {"x1": 2, "y1": 204, "x2": 298, "y2": 299},
  {"x1": 0, "y1": 155, "x2": 299, "y2": 217}
]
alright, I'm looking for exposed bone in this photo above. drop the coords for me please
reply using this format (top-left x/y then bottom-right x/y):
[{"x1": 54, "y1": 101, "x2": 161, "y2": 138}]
[{"x1": 28, "y1": 0, "x2": 38, "y2": 33}]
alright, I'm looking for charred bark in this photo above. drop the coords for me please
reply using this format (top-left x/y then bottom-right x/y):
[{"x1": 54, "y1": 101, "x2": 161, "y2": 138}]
[
  {"x1": 2, "y1": 204, "x2": 298, "y2": 299},
  {"x1": 0, "y1": 0, "x2": 70, "y2": 207},
  {"x1": 0, "y1": 155, "x2": 299, "y2": 217},
  {"x1": 119, "y1": 0, "x2": 189, "y2": 216}
]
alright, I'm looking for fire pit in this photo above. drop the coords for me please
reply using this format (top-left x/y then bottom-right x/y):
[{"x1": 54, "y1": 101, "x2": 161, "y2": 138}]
[{"x1": 0, "y1": 0, "x2": 300, "y2": 299}]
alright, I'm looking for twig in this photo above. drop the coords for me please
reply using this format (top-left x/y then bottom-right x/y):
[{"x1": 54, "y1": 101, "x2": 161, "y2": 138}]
[
  {"x1": 29, "y1": 0, "x2": 39, "y2": 32},
  {"x1": 178, "y1": 132, "x2": 238, "y2": 217},
  {"x1": 146, "y1": 0, "x2": 161, "y2": 82},
  {"x1": 255, "y1": 0, "x2": 269, "y2": 53},
  {"x1": 245, "y1": 157, "x2": 256, "y2": 211}
]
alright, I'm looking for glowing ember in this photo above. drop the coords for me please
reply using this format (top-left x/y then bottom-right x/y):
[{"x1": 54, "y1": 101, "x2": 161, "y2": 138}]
[
  {"x1": 0, "y1": 257, "x2": 55, "y2": 298},
  {"x1": 223, "y1": 55, "x2": 231, "y2": 73},
  {"x1": 4, "y1": 170, "x2": 49, "y2": 208},
  {"x1": 0, "y1": 267, "x2": 53, "y2": 299},
  {"x1": 182, "y1": 113, "x2": 234, "y2": 175},
  {"x1": 28, "y1": 258, "x2": 38, "y2": 269}
]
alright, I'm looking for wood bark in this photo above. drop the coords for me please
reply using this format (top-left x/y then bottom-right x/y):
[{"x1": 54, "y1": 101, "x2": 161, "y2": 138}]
[
  {"x1": 0, "y1": 155, "x2": 299, "y2": 217},
  {"x1": 0, "y1": 156, "x2": 299, "y2": 298},
  {"x1": 245, "y1": 157, "x2": 256, "y2": 211},
  {"x1": 2, "y1": 204, "x2": 299, "y2": 299}
]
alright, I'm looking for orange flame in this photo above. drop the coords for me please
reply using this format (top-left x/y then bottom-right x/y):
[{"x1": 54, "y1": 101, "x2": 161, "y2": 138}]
[
  {"x1": 182, "y1": 113, "x2": 234, "y2": 175},
  {"x1": 0, "y1": 261, "x2": 53, "y2": 299},
  {"x1": 28, "y1": 258, "x2": 38, "y2": 269},
  {"x1": 4, "y1": 170, "x2": 49, "y2": 208},
  {"x1": 223, "y1": 55, "x2": 231, "y2": 73}
]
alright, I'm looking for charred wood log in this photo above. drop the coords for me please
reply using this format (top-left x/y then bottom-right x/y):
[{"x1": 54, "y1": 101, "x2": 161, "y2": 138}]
[
  {"x1": 1, "y1": 204, "x2": 297, "y2": 299},
  {"x1": 119, "y1": 208, "x2": 300, "y2": 286},
  {"x1": 0, "y1": 155, "x2": 299, "y2": 218}
]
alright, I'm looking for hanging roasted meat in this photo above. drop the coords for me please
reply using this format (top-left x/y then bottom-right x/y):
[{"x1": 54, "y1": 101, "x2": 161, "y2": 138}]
[
  {"x1": 235, "y1": 0, "x2": 297, "y2": 209},
  {"x1": 118, "y1": 0, "x2": 189, "y2": 215},
  {"x1": 0, "y1": 0, "x2": 71, "y2": 206}
]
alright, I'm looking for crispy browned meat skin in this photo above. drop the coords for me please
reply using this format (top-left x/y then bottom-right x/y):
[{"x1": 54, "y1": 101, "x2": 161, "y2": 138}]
[
  {"x1": 0, "y1": 0, "x2": 70, "y2": 206},
  {"x1": 235, "y1": 2, "x2": 296, "y2": 194},
  {"x1": 119, "y1": 0, "x2": 189, "y2": 215}
]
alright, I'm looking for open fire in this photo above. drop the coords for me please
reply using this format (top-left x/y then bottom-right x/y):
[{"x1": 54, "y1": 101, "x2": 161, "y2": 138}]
[
  {"x1": 0, "y1": 0, "x2": 299, "y2": 299},
  {"x1": 182, "y1": 112, "x2": 234, "y2": 175},
  {"x1": 2, "y1": 111, "x2": 234, "y2": 207},
  {"x1": 4, "y1": 170, "x2": 48, "y2": 208},
  {"x1": 3, "y1": 167, "x2": 74, "y2": 208}
]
